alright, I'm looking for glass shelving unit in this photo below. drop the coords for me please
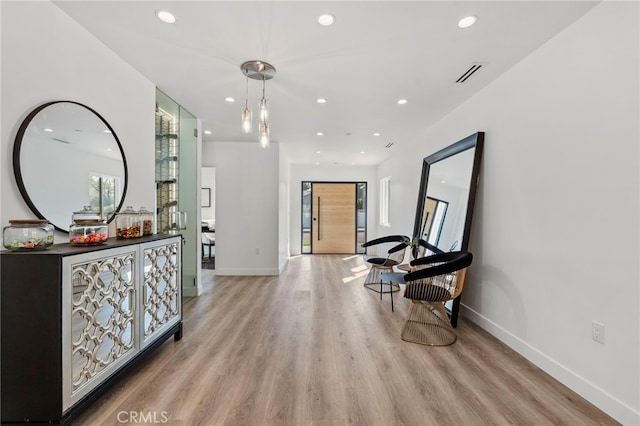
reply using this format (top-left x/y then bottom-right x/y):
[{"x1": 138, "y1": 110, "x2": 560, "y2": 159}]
[{"x1": 155, "y1": 104, "x2": 180, "y2": 233}]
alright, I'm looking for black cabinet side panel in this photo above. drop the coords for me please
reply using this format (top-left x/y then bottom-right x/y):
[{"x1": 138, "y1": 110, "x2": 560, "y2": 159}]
[{"x1": 1, "y1": 254, "x2": 62, "y2": 422}]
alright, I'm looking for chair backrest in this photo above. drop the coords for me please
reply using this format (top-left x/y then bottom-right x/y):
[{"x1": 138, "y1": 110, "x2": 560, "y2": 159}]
[
  {"x1": 202, "y1": 231, "x2": 215, "y2": 245},
  {"x1": 362, "y1": 235, "x2": 408, "y2": 250},
  {"x1": 411, "y1": 238, "x2": 444, "y2": 261},
  {"x1": 361, "y1": 235, "x2": 408, "y2": 260},
  {"x1": 403, "y1": 251, "x2": 472, "y2": 302},
  {"x1": 387, "y1": 244, "x2": 407, "y2": 265}
]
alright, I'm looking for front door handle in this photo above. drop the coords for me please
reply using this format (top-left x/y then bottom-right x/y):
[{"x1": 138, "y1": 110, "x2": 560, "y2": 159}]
[{"x1": 317, "y1": 197, "x2": 321, "y2": 240}]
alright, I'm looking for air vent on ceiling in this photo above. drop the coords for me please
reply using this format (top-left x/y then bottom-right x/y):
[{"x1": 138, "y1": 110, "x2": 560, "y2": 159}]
[
  {"x1": 50, "y1": 137, "x2": 70, "y2": 144},
  {"x1": 456, "y1": 62, "x2": 486, "y2": 83},
  {"x1": 385, "y1": 142, "x2": 394, "y2": 148}
]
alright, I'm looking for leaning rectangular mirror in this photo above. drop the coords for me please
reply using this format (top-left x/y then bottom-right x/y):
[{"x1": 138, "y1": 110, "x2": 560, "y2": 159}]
[{"x1": 412, "y1": 131, "x2": 484, "y2": 327}]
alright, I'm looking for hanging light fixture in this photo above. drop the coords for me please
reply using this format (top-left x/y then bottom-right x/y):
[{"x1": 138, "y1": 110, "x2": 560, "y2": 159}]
[
  {"x1": 241, "y1": 60, "x2": 276, "y2": 148},
  {"x1": 241, "y1": 74, "x2": 252, "y2": 133},
  {"x1": 259, "y1": 77, "x2": 269, "y2": 122},
  {"x1": 258, "y1": 75, "x2": 270, "y2": 147},
  {"x1": 259, "y1": 122, "x2": 270, "y2": 148}
]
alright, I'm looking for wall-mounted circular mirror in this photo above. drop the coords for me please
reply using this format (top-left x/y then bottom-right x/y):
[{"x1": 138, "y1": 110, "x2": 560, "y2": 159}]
[{"x1": 13, "y1": 101, "x2": 128, "y2": 232}]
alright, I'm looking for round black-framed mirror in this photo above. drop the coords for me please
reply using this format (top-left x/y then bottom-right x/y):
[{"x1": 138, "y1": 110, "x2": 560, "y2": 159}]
[{"x1": 13, "y1": 101, "x2": 128, "y2": 233}]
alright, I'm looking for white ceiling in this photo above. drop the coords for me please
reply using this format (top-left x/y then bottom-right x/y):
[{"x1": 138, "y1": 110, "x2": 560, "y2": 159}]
[{"x1": 53, "y1": 1, "x2": 598, "y2": 166}]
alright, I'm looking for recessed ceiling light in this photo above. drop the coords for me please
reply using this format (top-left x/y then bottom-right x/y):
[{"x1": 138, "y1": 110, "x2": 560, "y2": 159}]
[
  {"x1": 317, "y1": 132, "x2": 324, "y2": 136},
  {"x1": 458, "y1": 15, "x2": 477, "y2": 28},
  {"x1": 224, "y1": 97, "x2": 235, "y2": 103},
  {"x1": 316, "y1": 98, "x2": 327, "y2": 104},
  {"x1": 373, "y1": 132, "x2": 380, "y2": 136},
  {"x1": 316, "y1": 151, "x2": 321, "y2": 154},
  {"x1": 103, "y1": 129, "x2": 112, "y2": 134},
  {"x1": 315, "y1": 162, "x2": 321, "y2": 165},
  {"x1": 318, "y1": 14, "x2": 335, "y2": 26},
  {"x1": 360, "y1": 151, "x2": 365, "y2": 154},
  {"x1": 44, "y1": 128, "x2": 53, "y2": 132},
  {"x1": 397, "y1": 99, "x2": 408, "y2": 105},
  {"x1": 105, "y1": 148, "x2": 113, "y2": 152},
  {"x1": 441, "y1": 180, "x2": 447, "y2": 184},
  {"x1": 351, "y1": 162, "x2": 356, "y2": 165},
  {"x1": 156, "y1": 10, "x2": 176, "y2": 24},
  {"x1": 204, "y1": 130, "x2": 212, "y2": 135}
]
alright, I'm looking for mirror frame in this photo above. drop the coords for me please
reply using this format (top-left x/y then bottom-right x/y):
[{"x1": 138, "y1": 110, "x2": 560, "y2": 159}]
[
  {"x1": 12, "y1": 100, "x2": 128, "y2": 233},
  {"x1": 412, "y1": 131, "x2": 484, "y2": 326}
]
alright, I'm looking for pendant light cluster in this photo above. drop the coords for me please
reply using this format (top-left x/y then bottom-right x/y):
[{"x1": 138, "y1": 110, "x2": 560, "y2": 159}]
[{"x1": 240, "y1": 60, "x2": 276, "y2": 148}]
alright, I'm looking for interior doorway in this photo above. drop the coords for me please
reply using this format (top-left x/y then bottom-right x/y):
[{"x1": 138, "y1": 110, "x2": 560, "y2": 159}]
[
  {"x1": 302, "y1": 182, "x2": 366, "y2": 254},
  {"x1": 201, "y1": 166, "x2": 215, "y2": 270}
]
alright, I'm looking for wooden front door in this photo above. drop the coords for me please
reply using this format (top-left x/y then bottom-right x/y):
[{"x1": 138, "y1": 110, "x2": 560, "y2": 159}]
[{"x1": 311, "y1": 183, "x2": 356, "y2": 254}]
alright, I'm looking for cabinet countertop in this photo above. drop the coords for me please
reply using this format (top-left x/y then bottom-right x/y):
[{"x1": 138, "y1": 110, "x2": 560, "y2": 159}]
[{"x1": 1, "y1": 233, "x2": 181, "y2": 256}]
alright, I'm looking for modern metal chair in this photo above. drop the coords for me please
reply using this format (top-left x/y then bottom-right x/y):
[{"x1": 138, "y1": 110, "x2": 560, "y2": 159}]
[
  {"x1": 361, "y1": 235, "x2": 409, "y2": 295},
  {"x1": 400, "y1": 251, "x2": 473, "y2": 346}
]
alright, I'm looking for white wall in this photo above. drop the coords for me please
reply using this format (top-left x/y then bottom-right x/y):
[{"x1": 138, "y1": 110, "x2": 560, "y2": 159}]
[
  {"x1": 202, "y1": 141, "x2": 280, "y2": 275},
  {"x1": 288, "y1": 165, "x2": 378, "y2": 256},
  {"x1": 278, "y1": 153, "x2": 290, "y2": 271},
  {"x1": 378, "y1": 2, "x2": 639, "y2": 423},
  {"x1": 375, "y1": 162, "x2": 423, "y2": 244},
  {"x1": 1, "y1": 1, "x2": 156, "y2": 243}
]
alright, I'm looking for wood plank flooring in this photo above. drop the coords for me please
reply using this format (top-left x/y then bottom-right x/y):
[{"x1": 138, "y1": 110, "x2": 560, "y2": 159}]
[{"x1": 73, "y1": 254, "x2": 618, "y2": 425}]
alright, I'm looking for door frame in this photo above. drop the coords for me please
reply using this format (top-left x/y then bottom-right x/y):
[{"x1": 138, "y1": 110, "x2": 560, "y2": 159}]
[{"x1": 301, "y1": 181, "x2": 367, "y2": 254}]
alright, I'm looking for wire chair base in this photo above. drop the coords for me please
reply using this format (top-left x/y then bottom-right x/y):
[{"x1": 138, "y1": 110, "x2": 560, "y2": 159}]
[
  {"x1": 363, "y1": 266, "x2": 400, "y2": 294},
  {"x1": 401, "y1": 300, "x2": 457, "y2": 346}
]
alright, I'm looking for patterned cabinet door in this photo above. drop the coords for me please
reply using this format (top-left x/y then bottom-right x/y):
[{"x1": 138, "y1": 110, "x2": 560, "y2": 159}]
[
  {"x1": 62, "y1": 246, "x2": 138, "y2": 411},
  {"x1": 140, "y1": 237, "x2": 182, "y2": 348}
]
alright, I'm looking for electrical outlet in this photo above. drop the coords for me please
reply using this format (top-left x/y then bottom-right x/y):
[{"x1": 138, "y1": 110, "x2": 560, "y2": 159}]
[{"x1": 592, "y1": 321, "x2": 605, "y2": 344}]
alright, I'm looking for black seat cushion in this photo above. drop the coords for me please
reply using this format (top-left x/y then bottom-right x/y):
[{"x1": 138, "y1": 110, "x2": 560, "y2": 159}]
[{"x1": 404, "y1": 282, "x2": 452, "y2": 302}]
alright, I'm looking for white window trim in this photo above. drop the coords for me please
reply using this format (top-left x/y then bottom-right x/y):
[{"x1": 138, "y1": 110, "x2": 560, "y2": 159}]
[{"x1": 380, "y1": 176, "x2": 391, "y2": 227}]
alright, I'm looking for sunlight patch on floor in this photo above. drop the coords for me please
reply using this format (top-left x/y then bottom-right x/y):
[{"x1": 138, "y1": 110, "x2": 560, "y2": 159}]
[
  {"x1": 342, "y1": 269, "x2": 369, "y2": 283},
  {"x1": 342, "y1": 255, "x2": 361, "y2": 260},
  {"x1": 351, "y1": 265, "x2": 368, "y2": 273}
]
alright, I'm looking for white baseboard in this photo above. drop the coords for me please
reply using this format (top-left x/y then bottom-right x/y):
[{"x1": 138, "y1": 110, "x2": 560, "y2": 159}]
[
  {"x1": 460, "y1": 304, "x2": 639, "y2": 425},
  {"x1": 279, "y1": 257, "x2": 289, "y2": 274}
]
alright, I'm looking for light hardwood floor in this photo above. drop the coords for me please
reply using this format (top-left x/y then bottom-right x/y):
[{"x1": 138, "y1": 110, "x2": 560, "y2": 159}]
[{"x1": 74, "y1": 254, "x2": 618, "y2": 425}]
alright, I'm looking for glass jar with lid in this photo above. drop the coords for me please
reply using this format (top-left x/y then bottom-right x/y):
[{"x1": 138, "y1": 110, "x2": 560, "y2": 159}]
[
  {"x1": 69, "y1": 206, "x2": 108, "y2": 245},
  {"x1": 138, "y1": 207, "x2": 154, "y2": 236},
  {"x1": 115, "y1": 206, "x2": 142, "y2": 239},
  {"x1": 3, "y1": 219, "x2": 54, "y2": 251},
  {"x1": 69, "y1": 220, "x2": 108, "y2": 245},
  {"x1": 72, "y1": 206, "x2": 102, "y2": 222}
]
